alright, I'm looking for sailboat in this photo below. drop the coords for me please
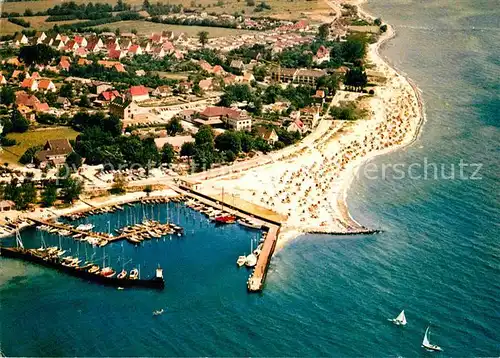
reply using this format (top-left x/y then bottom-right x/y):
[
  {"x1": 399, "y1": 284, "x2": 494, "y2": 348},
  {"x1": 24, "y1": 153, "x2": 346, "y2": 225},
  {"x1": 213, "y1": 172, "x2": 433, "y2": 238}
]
[
  {"x1": 388, "y1": 310, "x2": 407, "y2": 326},
  {"x1": 422, "y1": 326, "x2": 442, "y2": 352}
]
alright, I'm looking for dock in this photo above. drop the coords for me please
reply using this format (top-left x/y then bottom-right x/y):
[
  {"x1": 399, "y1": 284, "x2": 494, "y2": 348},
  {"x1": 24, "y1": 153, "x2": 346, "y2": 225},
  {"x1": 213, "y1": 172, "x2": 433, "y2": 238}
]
[
  {"x1": 172, "y1": 184, "x2": 283, "y2": 292},
  {"x1": 30, "y1": 217, "x2": 183, "y2": 245},
  {"x1": 247, "y1": 225, "x2": 280, "y2": 292}
]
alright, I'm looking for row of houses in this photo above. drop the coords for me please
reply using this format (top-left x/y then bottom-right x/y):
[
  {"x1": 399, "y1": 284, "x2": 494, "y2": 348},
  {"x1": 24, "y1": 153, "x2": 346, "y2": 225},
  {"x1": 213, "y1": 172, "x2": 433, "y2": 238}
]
[{"x1": 13, "y1": 31, "x2": 186, "y2": 60}]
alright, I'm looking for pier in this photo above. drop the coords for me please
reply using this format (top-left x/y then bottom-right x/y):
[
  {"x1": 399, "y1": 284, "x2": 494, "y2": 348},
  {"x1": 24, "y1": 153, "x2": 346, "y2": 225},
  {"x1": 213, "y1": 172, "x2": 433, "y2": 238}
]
[
  {"x1": 247, "y1": 225, "x2": 280, "y2": 292},
  {"x1": 173, "y1": 184, "x2": 283, "y2": 292}
]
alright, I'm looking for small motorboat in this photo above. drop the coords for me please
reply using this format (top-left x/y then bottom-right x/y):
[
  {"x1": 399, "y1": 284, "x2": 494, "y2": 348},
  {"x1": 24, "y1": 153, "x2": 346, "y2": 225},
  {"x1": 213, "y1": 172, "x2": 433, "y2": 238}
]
[
  {"x1": 215, "y1": 214, "x2": 236, "y2": 224},
  {"x1": 129, "y1": 268, "x2": 139, "y2": 280},
  {"x1": 236, "y1": 255, "x2": 246, "y2": 267},
  {"x1": 245, "y1": 253, "x2": 257, "y2": 267},
  {"x1": 100, "y1": 267, "x2": 116, "y2": 278},
  {"x1": 153, "y1": 309, "x2": 164, "y2": 316},
  {"x1": 237, "y1": 218, "x2": 262, "y2": 230},
  {"x1": 388, "y1": 310, "x2": 407, "y2": 326},
  {"x1": 117, "y1": 269, "x2": 127, "y2": 279},
  {"x1": 422, "y1": 326, "x2": 442, "y2": 352},
  {"x1": 88, "y1": 265, "x2": 100, "y2": 274}
]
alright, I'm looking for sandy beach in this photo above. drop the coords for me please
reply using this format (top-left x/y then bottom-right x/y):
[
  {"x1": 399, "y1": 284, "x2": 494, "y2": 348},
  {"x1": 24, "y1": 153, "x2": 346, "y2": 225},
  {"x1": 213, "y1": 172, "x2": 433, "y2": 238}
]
[{"x1": 199, "y1": 0, "x2": 425, "y2": 248}]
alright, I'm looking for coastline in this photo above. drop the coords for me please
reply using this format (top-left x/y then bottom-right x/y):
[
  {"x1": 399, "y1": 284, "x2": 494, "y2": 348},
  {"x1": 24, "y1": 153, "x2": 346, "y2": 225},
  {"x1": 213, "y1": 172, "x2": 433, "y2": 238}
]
[
  {"x1": 334, "y1": 0, "x2": 426, "y2": 232},
  {"x1": 1, "y1": 3, "x2": 426, "y2": 252},
  {"x1": 219, "y1": 0, "x2": 427, "y2": 249}
]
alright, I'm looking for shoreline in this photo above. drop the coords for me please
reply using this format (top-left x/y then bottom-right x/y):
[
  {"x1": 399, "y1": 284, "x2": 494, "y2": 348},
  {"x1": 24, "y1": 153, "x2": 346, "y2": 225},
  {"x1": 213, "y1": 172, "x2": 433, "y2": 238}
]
[
  {"x1": 235, "y1": 0, "x2": 427, "y2": 249},
  {"x1": 1, "y1": 4, "x2": 426, "y2": 252},
  {"x1": 334, "y1": 0, "x2": 426, "y2": 230}
]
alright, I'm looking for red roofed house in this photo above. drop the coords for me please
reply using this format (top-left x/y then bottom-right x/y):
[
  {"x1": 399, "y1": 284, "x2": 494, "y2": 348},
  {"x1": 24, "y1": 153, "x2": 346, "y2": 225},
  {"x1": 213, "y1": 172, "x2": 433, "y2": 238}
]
[
  {"x1": 126, "y1": 85, "x2": 149, "y2": 102},
  {"x1": 59, "y1": 59, "x2": 71, "y2": 71},
  {"x1": 34, "y1": 102, "x2": 50, "y2": 113},
  {"x1": 113, "y1": 63, "x2": 126, "y2": 73},
  {"x1": 287, "y1": 118, "x2": 306, "y2": 134},
  {"x1": 212, "y1": 65, "x2": 225, "y2": 75},
  {"x1": 64, "y1": 40, "x2": 79, "y2": 52},
  {"x1": 73, "y1": 35, "x2": 87, "y2": 47},
  {"x1": 150, "y1": 33, "x2": 163, "y2": 43},
  {"x1": 198, "y1": 60, "x2": 212, "y2": 73},
  {"x1": 128, "y1": 44, "x2": 143, "y2": 56},
  {"x1": 0, "y1": 74, "x2": 7, "y2": 85},
  {"x1": 30, "y1": 72, "x2": 41, "y2": 79},
  {"x1": 37, "y1": 79, "x2": 56, "y2": 93},
  {"x1": 152, "y1": 46, "x2": 165, "y2": 58},
  {"x1": 198, "y1": 79, "x2": 213, "y2": 91},
  {"x1": 99, "y1": 90, "x2": 120, "y2": 102},
  {"x1": 86, "y1": 37, "x2": 103, "y2": 52},
  {"x1": 108, "y1": 49, "x2": 126, "y2": 60},
  {"x1": 313, "y1": 45, "x2": 330, "y2": 64},
  {"x1": 197, "y1": 106, "x2": 252, "y2": 130},
  {"x1": 78, "y1": 58, "x2": 92, "y2": 66},
  {"x1": 75, "y1": 47, "x2": 88, "y2": 57},
  {"x1": 21, "y1": 78, "x2": 38, "y2": 91},
  {"x1": 16, "y1": 91, "x2": 40, "y2": 108}
]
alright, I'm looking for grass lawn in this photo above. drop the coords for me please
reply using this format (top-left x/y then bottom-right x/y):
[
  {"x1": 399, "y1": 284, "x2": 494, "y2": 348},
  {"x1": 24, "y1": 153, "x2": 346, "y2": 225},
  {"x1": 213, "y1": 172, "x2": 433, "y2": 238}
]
[
  {"x1": 0, "y1": 0, "x2": 328, "y2": 21},
  {"x1": 95, "y1": 20, "x2": 257, "y2": 37},
  {"x1": 0, "y1": 19, "x2": 24, "y2": 35},
  {"x1": 152, "y1": 72, "x2": 190, "y2": 80},
  {"x1": 0, "y1": 16, "x2": 82, "y2": 35},
  {"x1": 0, "y1": 127, "x2": 79, "y2": 166}
]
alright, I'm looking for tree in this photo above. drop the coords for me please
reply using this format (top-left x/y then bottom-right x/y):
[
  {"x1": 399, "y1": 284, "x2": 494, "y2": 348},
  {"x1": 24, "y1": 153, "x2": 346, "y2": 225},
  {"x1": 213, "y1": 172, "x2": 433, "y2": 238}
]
[
  {"x1": 144, "y1": 184, "x2": 152, "y2": 196},
  {"x1": 161, "y1": 143, "x2": 175, "y2": 164},
  {"x1": 180, "y1": 141, "x2": 195, "y2": 158},
  {"x1": 0, "y1": 86, "x2": 15, "y2": 106},
  {"x1": 198, "y1": 31, "x2": 209, "y2": 47},
  {"x1": 166, "y1": 117, "x2": 182, "y2": 136},
  {"x1": 344, "y1": 67, "x2": 367, "y2": 91},
  {"x1": 115, "y1": 28, "x2": 121, "y2": 36},
  {"x1": 19, "y1": 145, "x2": 42, "y2": 165},
  {"x1": 193, "y1": 142, "x2": 215, "y2": 171},
  {"x1": 66, "y1": 151, "x2": 83, "y2": 171},
  {"x1": 41, "y1": 183, "x2": 57, "y2": 207},
  {"x1": 79, "y1": 94, "x2": 90, "y2": 107},
  {"x1": 18, "y1": 44, "x2": 58, "y2": 66},
  {"x1": 131, "y1": 28, "x2": 138, "y2": 35},
  {"x1": 380, "y1": 24, "x2": 387, "y2": 33},
  {"x1": 316, "y1": 74, "x2": 340, "y2": 95},
  {"x1": 11, "y1": 109, "x2": 29, "y2": 133},
  {"x1": 142, "y1": 0, "x2": 150, "y2": 9},
  {"x1": 318, "y1": 23, "x2": 330, "y2": 40},
  {"x1": 61, "y1": 177, "x2": 83, "y2": 203},
  {"x1": 110, "y1": 173, "x2": 127, "y2": 194},
  {"x1": 341, "y1": 35, "x2": 367, "y2": 63},
  {"x1": 194, "y1": 125, "x2": 214, "y2": 146},
  {"x1": 215, "y1": 131, "x2": 241, "y2": 153},
  {"x1": 59, "y1": 83, "x2": 73, "y2": 98},
  {"x1": 246, "y1": 0, "x2": 255, "y2": 5},
  {"x1": 374, "y1": 17, "x2": 382, "y2": 26}
]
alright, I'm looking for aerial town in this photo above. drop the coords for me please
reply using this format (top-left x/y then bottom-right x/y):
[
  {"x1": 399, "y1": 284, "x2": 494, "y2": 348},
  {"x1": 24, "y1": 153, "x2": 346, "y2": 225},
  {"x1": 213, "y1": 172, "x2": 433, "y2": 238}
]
[{"x1": 0, "y1": 0, "x2": 413, "y2": 293}]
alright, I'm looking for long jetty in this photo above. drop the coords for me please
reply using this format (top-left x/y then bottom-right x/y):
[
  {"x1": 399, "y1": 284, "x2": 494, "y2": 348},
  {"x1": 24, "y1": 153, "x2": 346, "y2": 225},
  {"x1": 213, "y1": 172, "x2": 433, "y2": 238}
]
[
  {"x1": 30, "y1": 218, "x2": 182, "y2": 245},
  {"x1": 172, "y1": 184, "x2": 282, "y2": 292}
]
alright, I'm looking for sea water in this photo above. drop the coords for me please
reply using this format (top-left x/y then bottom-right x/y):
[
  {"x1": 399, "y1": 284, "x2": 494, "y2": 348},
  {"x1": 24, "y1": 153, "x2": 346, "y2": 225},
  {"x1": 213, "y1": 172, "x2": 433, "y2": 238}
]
[{"x1": 1, "y1": 0, "x2": 499, "y2": 355}]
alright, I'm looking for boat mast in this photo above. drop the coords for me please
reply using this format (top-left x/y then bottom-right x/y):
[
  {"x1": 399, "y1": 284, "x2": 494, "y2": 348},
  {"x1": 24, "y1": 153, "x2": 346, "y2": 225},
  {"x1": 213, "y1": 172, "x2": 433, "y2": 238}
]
[
  {"x1": 15, "y1": 226, "x2": 24, "y2": 249},
  {"x1": 221, "y1": 187, "x2": 224, "y2": 212}
]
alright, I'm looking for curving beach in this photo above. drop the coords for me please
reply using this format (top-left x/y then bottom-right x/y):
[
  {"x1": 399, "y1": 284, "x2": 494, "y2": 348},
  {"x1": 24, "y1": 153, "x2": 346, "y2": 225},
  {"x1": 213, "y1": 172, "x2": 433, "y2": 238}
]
[{"x1": 198, "y1": 0, "x2": 426, "y2": 247}]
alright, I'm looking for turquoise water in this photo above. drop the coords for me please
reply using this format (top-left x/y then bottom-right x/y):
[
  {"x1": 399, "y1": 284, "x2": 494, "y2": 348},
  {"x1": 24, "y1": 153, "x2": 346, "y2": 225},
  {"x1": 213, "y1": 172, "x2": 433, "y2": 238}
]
[{"x1": 1, "y1": 0, "x2": 500, "y2": 355}]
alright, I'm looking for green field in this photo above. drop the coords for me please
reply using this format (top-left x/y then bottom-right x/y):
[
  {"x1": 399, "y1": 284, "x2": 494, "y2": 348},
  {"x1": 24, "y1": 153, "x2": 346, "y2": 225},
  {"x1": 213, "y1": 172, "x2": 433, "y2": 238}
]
[
  {"x1": 0, "y1": 19, "x2": 24, "y2": 35},
  {"x1": 0, "y1": 0, "x2": 328, "y2": 20},
  {"x1": 95, "y1": 20, "x2": 257, "y2": 37},
  {"x1": 0, "y1": 127, "x2": 79, "y2": 166}
]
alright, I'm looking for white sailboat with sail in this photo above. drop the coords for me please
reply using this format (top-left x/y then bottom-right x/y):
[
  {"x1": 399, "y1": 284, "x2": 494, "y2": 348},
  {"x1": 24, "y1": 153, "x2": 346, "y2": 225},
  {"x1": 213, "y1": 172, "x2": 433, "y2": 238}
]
[
  {"x1": 422, "y1": 326, "x2": 442, "y2": 352},
  {"x1": 388, "y1": 310, "x2": 407, "y2": 326}
]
